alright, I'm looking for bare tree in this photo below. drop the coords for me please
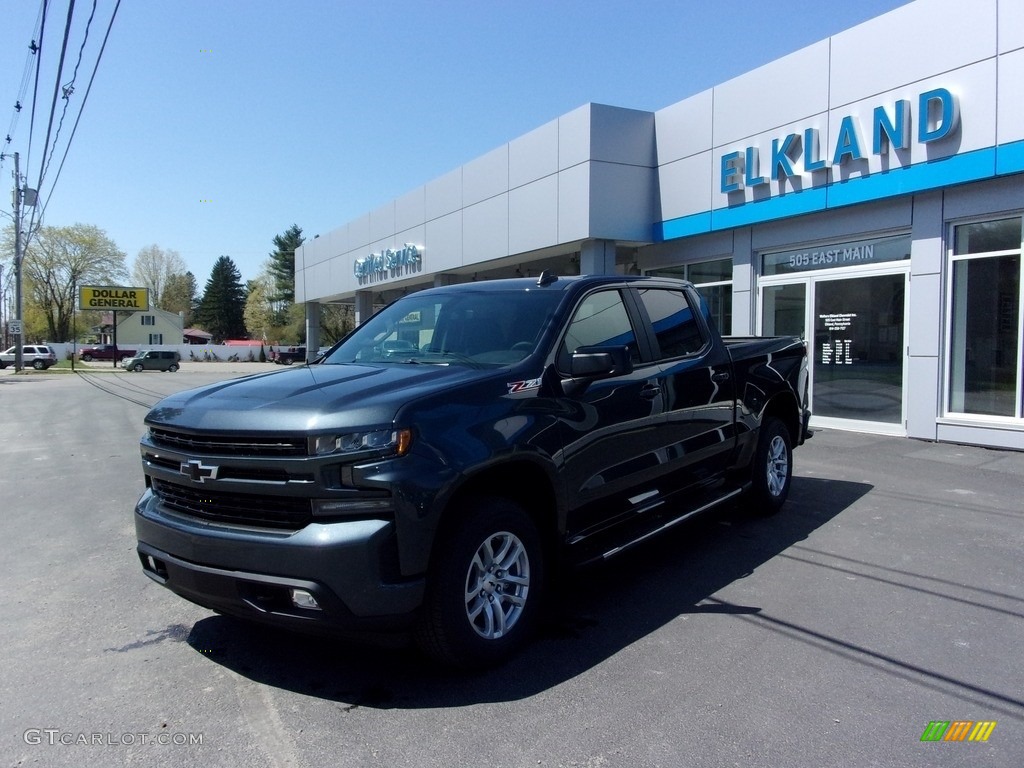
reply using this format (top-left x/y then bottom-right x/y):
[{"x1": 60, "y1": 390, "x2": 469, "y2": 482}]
[{"x1": 132, "y1": 245, "x2": 188, "y2": 308}]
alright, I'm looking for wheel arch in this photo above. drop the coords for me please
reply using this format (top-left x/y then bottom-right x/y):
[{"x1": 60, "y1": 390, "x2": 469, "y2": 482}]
[{"x1": 434, "y1": 458, "x2": 561, "y2": 568}]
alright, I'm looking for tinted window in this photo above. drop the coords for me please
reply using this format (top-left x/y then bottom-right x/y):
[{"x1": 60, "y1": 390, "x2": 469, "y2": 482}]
[
  {"x1": 637, "y1": 288, "x2": 706, "y2": 359},
  {"x1": 559, "y1": 290, "x2": 639, "y2": 370}
]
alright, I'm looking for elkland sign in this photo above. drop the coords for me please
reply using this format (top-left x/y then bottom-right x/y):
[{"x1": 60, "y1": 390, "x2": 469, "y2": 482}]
[
  {"x1": 720, "y1": 87, "x2": 960, "y2": 193},
  {"x1": 79, "y1": 286, "x2": 150, "y2": 311}
]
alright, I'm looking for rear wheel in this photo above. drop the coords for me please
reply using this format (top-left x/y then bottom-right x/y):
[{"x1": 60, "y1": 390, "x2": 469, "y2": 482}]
[
  {"x1": 748, "y1": 416, "x2": 792, "y2": 515},
  {"x1": 417, "y1": 497, "x2": 544, "y2": 669},
  {"x1": 81, "y1": 354, "x2": 93, "y2": 362},
  {"x1": 32, "y1": 359, "x2": 45, "y2": 370}
]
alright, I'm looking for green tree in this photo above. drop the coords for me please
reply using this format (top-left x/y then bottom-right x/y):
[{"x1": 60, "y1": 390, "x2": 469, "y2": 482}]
[
  {"x1": 5, "y1": 223, "x2": 128, "y2": 342},
  {"x1": 162, "y1": 270, "x2": 199, "y2": 326},
  {"x1": 267, "y1": 224, "x2": 303, "y2": 308},
  {"x1": 132, "y1": 245, "x2": 188, "y2": 308},
  {"x1": 196, "y1": 256, "x2": 247, "y2": 342}
]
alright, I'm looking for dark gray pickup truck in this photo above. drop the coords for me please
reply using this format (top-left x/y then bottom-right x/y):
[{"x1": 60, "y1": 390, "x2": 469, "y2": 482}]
[{"x1": 135, "y1": 274, "x2": 810, "y2": 667}]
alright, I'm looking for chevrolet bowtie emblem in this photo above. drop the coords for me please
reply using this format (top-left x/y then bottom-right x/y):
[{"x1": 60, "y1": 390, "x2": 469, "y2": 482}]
[{"x1": 181, "y1": 459, "x2": 218, "y2": 483}]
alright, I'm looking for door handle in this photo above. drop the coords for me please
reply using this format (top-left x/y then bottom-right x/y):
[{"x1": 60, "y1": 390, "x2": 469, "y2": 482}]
[
  {"x1": 712, "y1": 371, "x2": 730, "y2": 382},
  {"x1": 640, "y1": 384, "x2": 661, "y2": 400}
]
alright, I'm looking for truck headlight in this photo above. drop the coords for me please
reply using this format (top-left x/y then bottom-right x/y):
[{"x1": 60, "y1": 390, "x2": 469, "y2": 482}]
[{"x1": 311, "y1": 428, "x2": 412, "y2": 457}]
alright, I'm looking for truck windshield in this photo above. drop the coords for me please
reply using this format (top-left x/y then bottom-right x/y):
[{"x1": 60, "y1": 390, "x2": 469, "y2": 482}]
[{"x1": 322, "y1": 289, "x2": 564, "y2": 367}]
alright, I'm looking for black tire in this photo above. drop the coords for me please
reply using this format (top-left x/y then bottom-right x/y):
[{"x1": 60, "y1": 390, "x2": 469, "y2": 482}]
[
  {"x1": 417, "y1": 497, "x2": 544, "y2": 670},
  {"x1": 747, "y1": 416, "x2": 793, "y2": 515},
  {"x1": 32, "y1": 359, "x2": 45, "y2": 370},
  {"x1": 168, "y1": 363, "x2": 178, "y2": 372},
  {"x1": 133, "y1": 363, "x2": 144, "y2": 372},
  {"x1": 81, "y1": 354, "x2": 93, "y2": 362}
]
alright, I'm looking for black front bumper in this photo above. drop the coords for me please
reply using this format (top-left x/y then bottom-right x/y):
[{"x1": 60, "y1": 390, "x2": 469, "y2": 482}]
[{"x1": 135, "y1": 489, "x2": 426, "y2": 634}]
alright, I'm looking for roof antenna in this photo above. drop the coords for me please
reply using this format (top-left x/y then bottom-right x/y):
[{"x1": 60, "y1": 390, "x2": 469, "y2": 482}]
[{"x1": 537, "y1": 270, "x2": 558, "y2": 287}]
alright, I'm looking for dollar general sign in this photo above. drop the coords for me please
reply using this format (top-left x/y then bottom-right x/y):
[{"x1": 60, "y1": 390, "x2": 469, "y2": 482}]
[{"x1": 79, "y1": 286, "x2": 150, "y2": 311}]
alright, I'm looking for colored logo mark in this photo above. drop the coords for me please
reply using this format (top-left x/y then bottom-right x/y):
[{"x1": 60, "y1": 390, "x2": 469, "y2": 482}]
[{"x1": 920, "y1": 721, "x2": 997, "y2": 742}]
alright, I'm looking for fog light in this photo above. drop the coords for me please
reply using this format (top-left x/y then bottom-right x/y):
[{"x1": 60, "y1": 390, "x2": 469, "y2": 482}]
[{"x1": 289, "y1": 589, "x2": 322, "y2": 610}]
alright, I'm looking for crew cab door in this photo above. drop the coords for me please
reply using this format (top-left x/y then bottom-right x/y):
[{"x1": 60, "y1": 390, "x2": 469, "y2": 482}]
[
  {"x1": 632, "y1": 285, "x2": 738, "y2": 494},
  {"x1": 556, "y1": 288, "x2": 668, "y2": 540}
]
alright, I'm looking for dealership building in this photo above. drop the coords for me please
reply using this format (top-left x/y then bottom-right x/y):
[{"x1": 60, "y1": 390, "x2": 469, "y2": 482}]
[{"x1": 294, "y1": 0, "x2": 1024, "y2": 450}]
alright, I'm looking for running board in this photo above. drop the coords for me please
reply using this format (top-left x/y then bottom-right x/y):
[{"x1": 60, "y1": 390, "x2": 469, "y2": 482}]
[{"x1": 580, "y1": 486, "x2": 747, "y2": 565}]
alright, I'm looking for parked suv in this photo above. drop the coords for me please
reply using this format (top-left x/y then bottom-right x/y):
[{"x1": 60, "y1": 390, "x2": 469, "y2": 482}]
[
  {"x1": 0, "y1": 345, "x2": 58, "y2": 370},
  {"x1": 121, "y1": 350, "x2": 180, "y2": 372}
]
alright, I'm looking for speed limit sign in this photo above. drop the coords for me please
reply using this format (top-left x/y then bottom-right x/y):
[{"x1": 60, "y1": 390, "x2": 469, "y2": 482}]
[{"x1": 8, "y1": 320, "x2": 22, "y2": 335}]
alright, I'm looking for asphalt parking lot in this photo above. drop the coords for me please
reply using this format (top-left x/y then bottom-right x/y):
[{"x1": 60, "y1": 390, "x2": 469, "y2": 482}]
[{"x1": 1, "y1": 366, "x2": 1022, "y2": 767}]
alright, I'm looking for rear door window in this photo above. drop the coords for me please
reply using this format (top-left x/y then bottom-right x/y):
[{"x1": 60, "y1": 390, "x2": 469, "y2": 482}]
[{"x1": 636, "y1": 288, "x2": 707, "y2": 359}]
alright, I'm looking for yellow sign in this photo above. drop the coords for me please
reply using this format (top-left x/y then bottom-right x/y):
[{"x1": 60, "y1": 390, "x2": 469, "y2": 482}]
[{"x1": 79, "y1": 286, "x2": 150, "y2": 311}]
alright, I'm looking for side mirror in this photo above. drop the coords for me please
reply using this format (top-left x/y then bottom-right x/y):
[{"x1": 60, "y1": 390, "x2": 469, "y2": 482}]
[{"x1": 562, "y1": 345, "x2": 633, "y2": 396}]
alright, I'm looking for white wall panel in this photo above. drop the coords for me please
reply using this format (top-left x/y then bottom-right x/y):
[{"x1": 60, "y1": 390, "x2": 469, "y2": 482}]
[
  {"x1": 830, "y1": 0, "x2": 996, "y2": 107},
  {"x1": 395, "y1": 187, "x2": 425, "y2": 233},
  {"x1": 906, "y1": 356, "x2": 940, "y2": 439},
  {"x1": 463, "y1": 195, "x2": 509, "y2": 264},
  {"x1": 589, "y1": 163, "x2": 657, "y2": 243},
  {"x1": 425, "y1": 167, "x2": 462, "y2": 221},
  {"x1": 425, "y1": 212, "x2": 463, "y2": 272},
  {"x1": 369, "y1": 202, "x2": 395, "y2": 243},
  {"x1": 997, "y1": 48, "x2": 1024, "y2": 145},
  {"x1": 590, "y1": 105, "x2": 656, "y2": 167},
  {"x1": 509, "y1": 119, "x2": 558, "y2": 189},
  {"x1": 1001, "y1": 0, "x2": 1024, "y2": 53},
  {"x1": 713, "y1": 41, "x2": 830, "y2": 146},
  {"x1": 509, "y1": 177, "x2": 558, "y2": 255},
  {"x1": 348, "y1": 214, "x2": 371, "y2": 252},
  {"x1": 463, "y1": 145, "x2": 509, "y2": 207},
  {"x1": 658, "y1": 152, "x2": 714, "y2": 222},
  {"x1": 557, "y1": 163, "x2": 591, "y2": 243},
  {"x1": 655, "y1": 89, "x2": 713, "y2": 164},
  {"x1": 558, "y1": 104, "x2": 592, "y2": 170}
]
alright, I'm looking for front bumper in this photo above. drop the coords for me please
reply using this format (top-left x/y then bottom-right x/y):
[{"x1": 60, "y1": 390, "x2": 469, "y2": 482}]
[{"x1": 135, "y1": 489, "x2": 425, "y2": 633}]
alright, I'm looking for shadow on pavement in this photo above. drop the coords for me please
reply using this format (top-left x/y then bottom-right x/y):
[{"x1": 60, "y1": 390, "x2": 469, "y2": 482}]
[{"x1": 182, "y1": 476, "x2": 870, "y2": 707}]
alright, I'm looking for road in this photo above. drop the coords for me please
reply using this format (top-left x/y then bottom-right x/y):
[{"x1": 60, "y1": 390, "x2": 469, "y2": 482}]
[{"x1": 2, "y1": 367, "x2": 1022, "y2": 767}]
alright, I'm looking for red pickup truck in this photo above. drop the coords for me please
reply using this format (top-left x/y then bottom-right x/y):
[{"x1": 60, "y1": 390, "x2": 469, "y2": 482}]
[{"x1": 78, "y1": 344, "x2": 136, "y2": 362}]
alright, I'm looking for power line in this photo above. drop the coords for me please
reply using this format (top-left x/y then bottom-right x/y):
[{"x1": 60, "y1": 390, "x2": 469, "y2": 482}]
[
  {"x1": 0, "y1": 0, "x2": 46, "y2": 179},
  {"x1": 39, "y1": 0, "x2": 97, "y2": 190},
  {"x1": 36, "y1": 0, "x2": 121, "y2": 229}
]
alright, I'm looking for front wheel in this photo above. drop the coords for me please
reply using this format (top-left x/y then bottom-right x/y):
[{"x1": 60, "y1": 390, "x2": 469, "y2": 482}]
[
  {"x1": 81, "y1": 354, "x2": 93, "y2": 362},
  {"x1": 133, "y1": 363, "x2": 144, "y2": 372},
  {"x1": 168, "y1": 363, "x2": 178, "y2": 372},
  {"x1": 417, "y1": 497, "x2": 544, "y2": 669},
  {"x1": 747, "y1": 416, "x2": 793, "y2": 515}
]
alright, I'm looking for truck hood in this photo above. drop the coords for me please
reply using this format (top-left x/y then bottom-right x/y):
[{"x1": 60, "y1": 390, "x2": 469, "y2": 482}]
[{"x1": 146, "y1": 362, "x2": 495, "y2": 433}]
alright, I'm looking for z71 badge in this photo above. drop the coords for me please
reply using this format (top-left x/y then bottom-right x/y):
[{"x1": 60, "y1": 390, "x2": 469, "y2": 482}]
[{"x1": 507, "y1": 378, "x2": 541, "y2": 394}]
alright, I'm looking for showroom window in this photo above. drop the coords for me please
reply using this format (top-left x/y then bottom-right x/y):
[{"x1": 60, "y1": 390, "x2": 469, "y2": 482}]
[
  {"x1": 947, "y1": 217, "x2": 1023, "y2": 419},
  {"x1": 647, "y1": 258, "x2": 732, "y2": 334}
]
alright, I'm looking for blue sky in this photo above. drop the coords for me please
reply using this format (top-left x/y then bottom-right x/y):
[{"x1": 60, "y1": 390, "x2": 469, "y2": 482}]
[{"x1": 1, "y1": 0, "x2": 910, "y2": 287}]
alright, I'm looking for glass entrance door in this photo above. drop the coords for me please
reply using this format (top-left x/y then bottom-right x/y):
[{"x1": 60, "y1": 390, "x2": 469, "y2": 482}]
[
  {"x1": 813, "y1": 274, "x2": 905, "y2": 426},
  {"x1": 760, "y1": 270, "x2": 909, "y2": 433}
]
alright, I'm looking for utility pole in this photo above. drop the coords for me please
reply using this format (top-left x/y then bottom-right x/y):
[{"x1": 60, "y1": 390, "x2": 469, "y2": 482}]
[{"x1": 12, "y1": 152, "x2": 23, "y2": 372}]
